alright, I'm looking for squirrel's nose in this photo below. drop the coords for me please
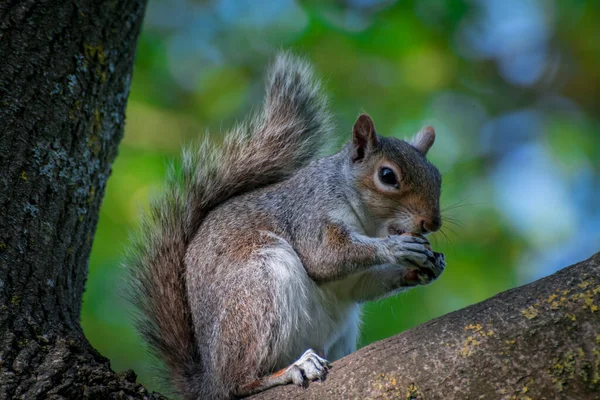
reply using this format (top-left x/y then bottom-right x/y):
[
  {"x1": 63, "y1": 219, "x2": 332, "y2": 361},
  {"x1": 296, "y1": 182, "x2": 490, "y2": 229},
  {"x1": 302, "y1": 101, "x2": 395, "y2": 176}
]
[{"x1": 419, "y1": 216, "x2": 441, "y2": 234}]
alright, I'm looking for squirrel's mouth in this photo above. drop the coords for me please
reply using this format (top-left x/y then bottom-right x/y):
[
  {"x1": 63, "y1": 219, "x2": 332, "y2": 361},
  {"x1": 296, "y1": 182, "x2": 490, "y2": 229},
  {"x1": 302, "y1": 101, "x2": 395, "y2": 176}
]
[
  {"x1": 387, "y1": 224, "x2": 406, "y2": 236},
  {"x1": 387, "y1": 223, "x2": 431, "y2": 237}
]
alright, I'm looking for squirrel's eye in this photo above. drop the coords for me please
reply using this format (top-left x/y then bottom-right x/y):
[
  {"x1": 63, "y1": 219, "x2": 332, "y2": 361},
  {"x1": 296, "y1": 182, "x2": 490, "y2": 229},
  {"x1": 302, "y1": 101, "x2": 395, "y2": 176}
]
[{"x1": 378, "y1": 167, "x2": 398, "y2": 187}]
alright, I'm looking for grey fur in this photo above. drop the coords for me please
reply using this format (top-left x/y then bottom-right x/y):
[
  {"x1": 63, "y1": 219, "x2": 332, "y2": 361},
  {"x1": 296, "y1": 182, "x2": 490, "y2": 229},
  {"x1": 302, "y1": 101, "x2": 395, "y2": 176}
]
[{"x1": 127, "y1": 53, "x2": 445, "y2": 400}]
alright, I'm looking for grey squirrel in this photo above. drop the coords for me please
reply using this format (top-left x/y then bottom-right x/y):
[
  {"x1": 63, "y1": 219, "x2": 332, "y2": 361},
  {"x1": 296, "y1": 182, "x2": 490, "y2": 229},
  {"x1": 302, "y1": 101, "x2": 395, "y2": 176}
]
[{"x1": 127, "y1": 52, "x2": 446, "y2": 399}]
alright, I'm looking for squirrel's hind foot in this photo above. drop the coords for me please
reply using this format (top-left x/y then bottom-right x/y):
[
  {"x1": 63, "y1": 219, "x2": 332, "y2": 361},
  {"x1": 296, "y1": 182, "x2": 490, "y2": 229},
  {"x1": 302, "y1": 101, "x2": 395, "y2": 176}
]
[
  {"x1": 235, "y1": 349, "x2": 330, "y2": 397},
  {"x1": 288, "y1": 348, "x2": 331, "y2": 388}
]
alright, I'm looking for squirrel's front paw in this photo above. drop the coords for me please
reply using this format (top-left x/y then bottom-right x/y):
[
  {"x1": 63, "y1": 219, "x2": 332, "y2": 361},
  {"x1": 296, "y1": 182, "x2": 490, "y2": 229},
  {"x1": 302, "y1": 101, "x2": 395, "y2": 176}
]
[
  {"x1": 403, "y1": 251, "x2": 445, "y2": 286},
  {"x1": 383, "y1": 234, "x2": 433, "y2": 267},
  {"x1": 434, "y1": 251, "x2": 446, "y2": 270},
  {"x1": 383, "y1": 234, "x2": 445, "y2": 286}
]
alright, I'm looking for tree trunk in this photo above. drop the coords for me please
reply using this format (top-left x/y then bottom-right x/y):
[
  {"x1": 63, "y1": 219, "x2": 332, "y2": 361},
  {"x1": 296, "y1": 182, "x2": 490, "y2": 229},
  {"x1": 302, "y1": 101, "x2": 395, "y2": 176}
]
[
  {"x1": 0, "y1": 0, "x2": 164, "y2": 398},
  {"x1": 252, "y1": 252, "x2": 600, "y2": 400}
]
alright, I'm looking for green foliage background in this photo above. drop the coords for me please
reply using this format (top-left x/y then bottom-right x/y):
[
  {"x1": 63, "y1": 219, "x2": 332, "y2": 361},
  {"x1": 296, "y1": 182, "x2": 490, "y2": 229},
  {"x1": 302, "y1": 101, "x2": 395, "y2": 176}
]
[{"x1": 82, "y1": 0, "x2": 600, "y2": 392}]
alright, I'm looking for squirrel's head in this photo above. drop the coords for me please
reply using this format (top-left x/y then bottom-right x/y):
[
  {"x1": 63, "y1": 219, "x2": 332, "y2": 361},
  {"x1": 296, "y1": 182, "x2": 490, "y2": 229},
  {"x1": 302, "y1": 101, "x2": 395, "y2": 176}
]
[{"x1": 349, "y1": 114, "x2": 442, "y2": 237}]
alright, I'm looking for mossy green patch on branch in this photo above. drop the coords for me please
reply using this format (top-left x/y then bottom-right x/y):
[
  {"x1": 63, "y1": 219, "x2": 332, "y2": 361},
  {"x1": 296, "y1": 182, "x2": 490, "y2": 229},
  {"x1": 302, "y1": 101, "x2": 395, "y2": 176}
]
[
  {"x1": 459, "y1": 335, "x2": 480, "y2": 357},
  {"x1": 464, "y1": 323, "x2": 482, "y2": 333},
  {"x1": 520, "y1": 277, "x2": 599, "y2": 322},
  {"x1": 520, "y1": 305, "x2": 539, "y2": 320},
  {"x1": 369, "y1": 372, "x2": 405, "y2": 399},
  {"x1": 548, "y1": 345, "x2": 600, "y2": 392},
  {"x1": 592, "y1": 348, "x2": 600, "y2": 386},
  {"x1": 458, "y1": 322, "x2": 496, "y2": 357},
  {"x1": 405, "y1": 382, "x2": 423, "y2": 400},
  {"x1": 498, "y1": 377, "x2": 535, "y2": 400}
]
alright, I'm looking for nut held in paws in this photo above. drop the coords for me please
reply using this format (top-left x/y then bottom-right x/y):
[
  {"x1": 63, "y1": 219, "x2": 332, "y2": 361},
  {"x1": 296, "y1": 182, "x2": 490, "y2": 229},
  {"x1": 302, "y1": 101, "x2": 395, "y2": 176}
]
[{"x1": 400, "y1": 232, "x2": 432, "y2": 252}]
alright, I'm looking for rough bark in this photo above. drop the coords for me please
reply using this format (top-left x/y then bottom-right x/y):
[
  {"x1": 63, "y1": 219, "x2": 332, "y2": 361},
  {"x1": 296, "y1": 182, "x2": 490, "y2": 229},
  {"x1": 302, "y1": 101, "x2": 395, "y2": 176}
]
[
  {"x1": 0, "y1": 0, "x2": 164, "y2": 398},
  {"x1": 252, "y1": 252, "x2": 600, "y2": 400}
]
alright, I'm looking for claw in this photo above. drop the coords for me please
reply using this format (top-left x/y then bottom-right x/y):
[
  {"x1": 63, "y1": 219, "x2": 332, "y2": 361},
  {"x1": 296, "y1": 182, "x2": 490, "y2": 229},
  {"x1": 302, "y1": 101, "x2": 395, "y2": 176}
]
[{"x1": 289, "y1": 349, "x2": 330, "y2": 386}]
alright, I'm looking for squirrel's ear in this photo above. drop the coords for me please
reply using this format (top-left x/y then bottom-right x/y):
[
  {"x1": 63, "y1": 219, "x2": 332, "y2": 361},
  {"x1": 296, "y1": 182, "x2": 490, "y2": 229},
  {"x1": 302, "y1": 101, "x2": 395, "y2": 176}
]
[
  {"x1": 410, "y1": 126, "x2": 435, "y2": 155},
  {"x1": 352, "y1": 114, "x2": 378, "y2": 162}
]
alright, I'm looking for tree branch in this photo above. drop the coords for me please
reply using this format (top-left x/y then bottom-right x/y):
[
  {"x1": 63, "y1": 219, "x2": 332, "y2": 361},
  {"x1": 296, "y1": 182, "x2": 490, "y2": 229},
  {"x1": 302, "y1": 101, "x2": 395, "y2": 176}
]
[{"x1": 252, "y1": 252, "x2": 600, "y2": 399}]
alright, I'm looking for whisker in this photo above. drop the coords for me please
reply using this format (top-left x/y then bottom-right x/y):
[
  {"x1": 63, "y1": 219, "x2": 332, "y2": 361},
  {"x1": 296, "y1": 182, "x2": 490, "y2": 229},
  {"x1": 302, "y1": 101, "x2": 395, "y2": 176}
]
[
  {"x1": 430, "y1": 234, "x2": 439, "y2": 248},
  {"x1": 441, "y1": 202, "x2": 483, "y2": 213},
  {"x1": 437, "y1": 227, "x2": 457, "y2": 255},
  {"x1": 441, "y1": 197, "x2": 469, "y2": 208},
  {"x1": 442, "y1": 204, "x2": 482, "y2": 213},
  {"x1": 442, "y1": 217, "x2": 465, "y2": 229},
  {"x1": 442, "y1": 215, "x2": 462, "y2": 223},
  {"x1": 441, "y1": 224, "x2": 460, "y2": 238}
]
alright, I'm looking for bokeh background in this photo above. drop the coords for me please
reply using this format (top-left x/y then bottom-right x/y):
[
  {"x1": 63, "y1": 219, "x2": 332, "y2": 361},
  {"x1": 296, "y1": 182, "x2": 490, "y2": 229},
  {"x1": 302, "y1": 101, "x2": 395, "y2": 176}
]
[{"x1": 82, "y1": 0, "x2": 600, "y2": 393}]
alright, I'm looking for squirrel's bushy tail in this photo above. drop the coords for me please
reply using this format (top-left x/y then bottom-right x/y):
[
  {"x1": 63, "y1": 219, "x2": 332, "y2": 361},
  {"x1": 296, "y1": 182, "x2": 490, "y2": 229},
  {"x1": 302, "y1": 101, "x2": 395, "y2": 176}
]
[{"x1": 126, "y1": 52, "x2": 332, "y2": 398}]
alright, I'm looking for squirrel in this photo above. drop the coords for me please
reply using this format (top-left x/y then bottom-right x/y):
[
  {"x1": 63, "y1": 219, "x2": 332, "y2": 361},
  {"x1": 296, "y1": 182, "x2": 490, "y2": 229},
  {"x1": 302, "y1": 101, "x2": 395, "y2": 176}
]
[{"x1": 126, "y1": 52, "x2": 446, "y2": 399}]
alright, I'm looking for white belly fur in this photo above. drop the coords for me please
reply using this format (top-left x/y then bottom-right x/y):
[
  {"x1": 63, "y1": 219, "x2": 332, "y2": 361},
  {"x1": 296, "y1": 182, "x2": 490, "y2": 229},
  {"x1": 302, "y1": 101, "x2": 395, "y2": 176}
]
[{"x1": 259, "y1": 233, "x2": 361, "y2": 370}]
